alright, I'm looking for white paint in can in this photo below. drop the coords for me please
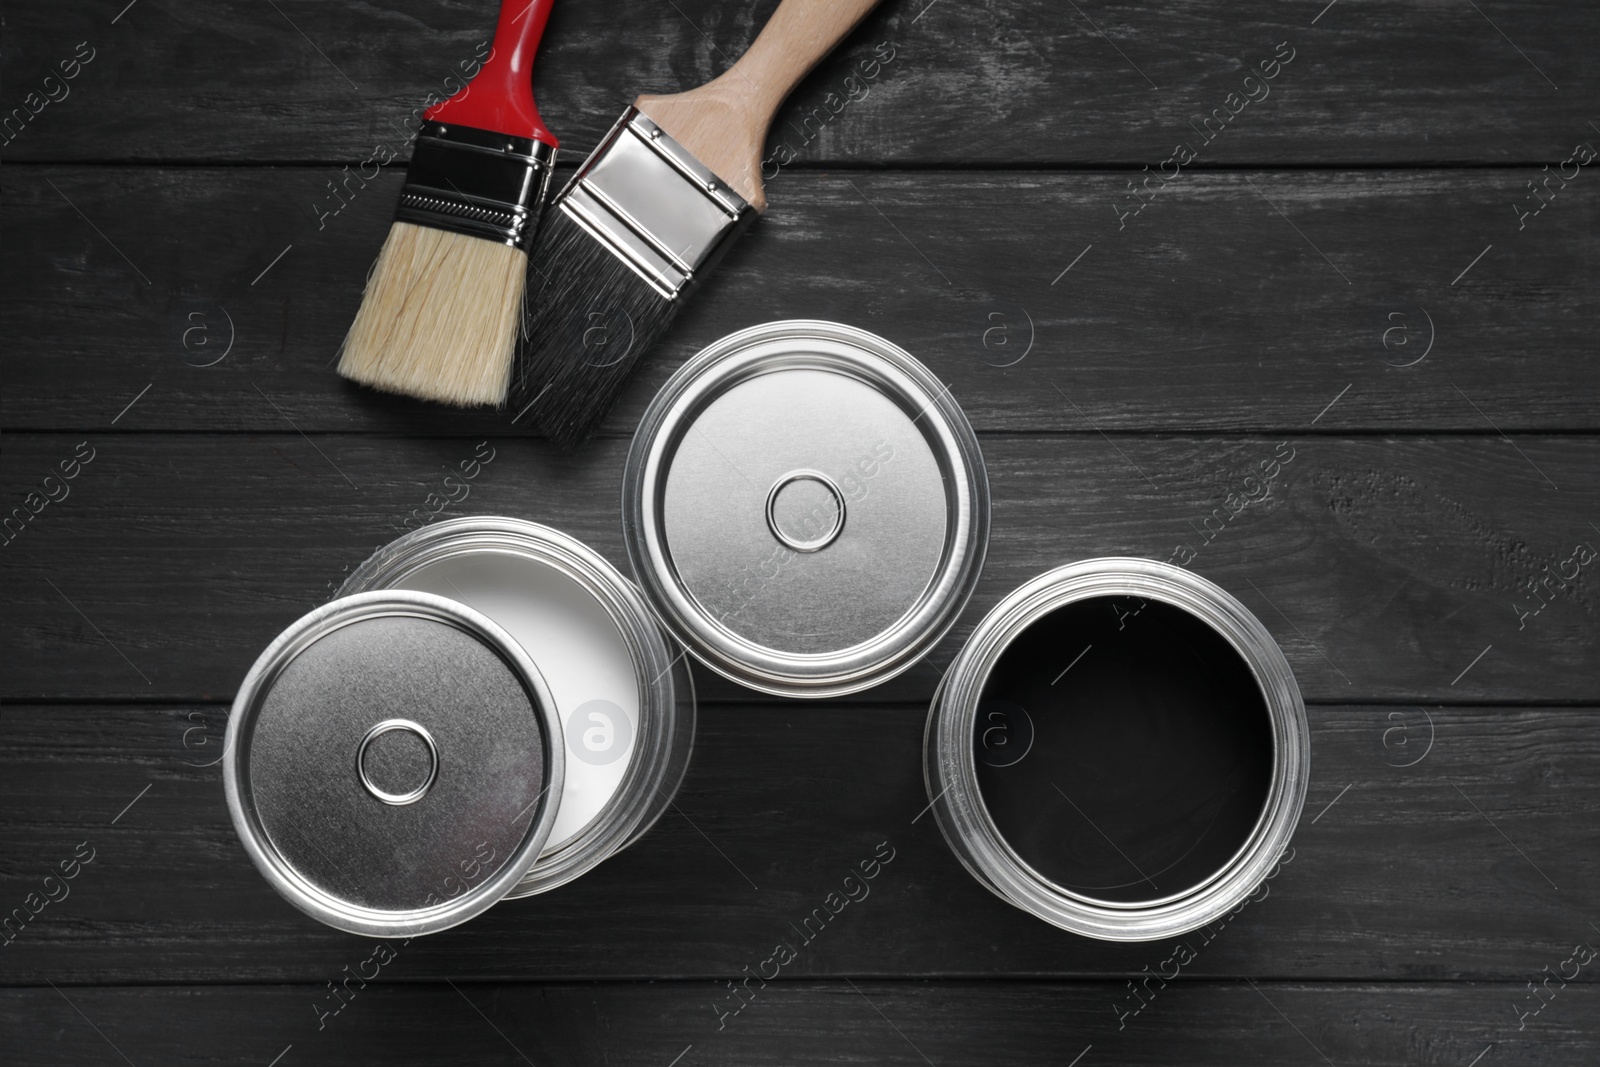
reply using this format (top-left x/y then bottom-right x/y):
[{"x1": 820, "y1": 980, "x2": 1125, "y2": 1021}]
[{"x1": 394, "y1": 548, "x2": 639, "y2": 852}]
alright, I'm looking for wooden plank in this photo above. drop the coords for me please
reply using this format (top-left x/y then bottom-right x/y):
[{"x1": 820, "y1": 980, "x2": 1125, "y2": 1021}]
[
  {"x1": 1, "y1": 703, "x2": 1595, "y2": 983},
  {"x1": 4, "y1": 980, "x2": 1598, "y2": 1067},
  {"x1": 4, "y1": 167, "x2": 1597, "y2": 434},
  {"x1": 4, "y1": 2, "x2": 1595, "y2": 164},
  {"x1": 2, "y1": 433, "x2": 1594, "y2": 703},
  {"x1": 7, "y1": 0, "x2": 1593, "y2": 1056}
]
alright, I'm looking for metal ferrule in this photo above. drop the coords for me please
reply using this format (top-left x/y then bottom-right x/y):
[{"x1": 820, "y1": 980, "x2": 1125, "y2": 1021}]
[
  {"x1": 396, "y1": 121, "x2": 557, "y2": 252},
  {"x1": 553, "y1": 107, "x2": 756, "y2": 300}
]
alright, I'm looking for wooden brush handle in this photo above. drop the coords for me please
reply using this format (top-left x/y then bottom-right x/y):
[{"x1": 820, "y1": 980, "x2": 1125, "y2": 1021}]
[{"x1": 636, "y1": 0, "x2": 885, "y2": 212}]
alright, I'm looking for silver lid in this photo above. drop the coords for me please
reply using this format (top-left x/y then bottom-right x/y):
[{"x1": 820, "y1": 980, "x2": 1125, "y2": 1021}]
[
  {"x1": 337, "y1": 518, "x2": 695, "y2": 897},
  {"x1": 223, "y1": 591, "x2": 564, "y2": 936},
  {"x1": 623, "y1": 321, "x2": 989, "y2": 698}
]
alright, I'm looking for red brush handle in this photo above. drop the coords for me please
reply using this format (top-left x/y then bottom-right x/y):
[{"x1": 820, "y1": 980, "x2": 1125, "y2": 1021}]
[{"x1": 426, "y1": 0, "x2": 558, "y2": 147}]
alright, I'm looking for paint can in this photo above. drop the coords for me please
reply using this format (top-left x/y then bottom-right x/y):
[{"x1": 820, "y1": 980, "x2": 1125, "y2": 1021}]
[
  {"x1": 225, "y1": 520, "x2": 695, "y2": 933},
  {"x1": 223, "y1": 590, "x2": 563, "y2": 936},
  {"x1": 337, "y1": 517, "x2": 695, "y2": 897},
  {"x1": 923, "y1": 559, "x2": 1309, "y2": 941},
  {"x1": 623, "y1": 320, "x2": 989, "y2": 698}
]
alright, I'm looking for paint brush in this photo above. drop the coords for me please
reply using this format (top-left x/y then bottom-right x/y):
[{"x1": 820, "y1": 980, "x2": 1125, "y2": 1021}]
[
  {"x1": 339, "y1": 0, "x2": 559, "y2": 407},
  {"x1": 511, "y1": 0, "x2": 885, "y2": 448}
]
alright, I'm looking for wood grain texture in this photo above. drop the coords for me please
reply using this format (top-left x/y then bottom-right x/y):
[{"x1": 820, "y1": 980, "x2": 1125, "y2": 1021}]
[
  {"x1": 3, "y1": 1, "x2": 1595, "y2": 165},
  {"x1": 2, "y1": 433, "x2": 1594, "y2": 704},
  {"x1": 4, "y1": 0, "x2": 1597, "y2": 1060},
  {"x1": 1, "y1": 703, "x2": 1596, "y2": 984},
  {"x1": 3, "y1": 167, "x2": 1595, "y2": 434},
  {"x1": 5, "y1": 981, "x2": 1598, "y2": 1066}
]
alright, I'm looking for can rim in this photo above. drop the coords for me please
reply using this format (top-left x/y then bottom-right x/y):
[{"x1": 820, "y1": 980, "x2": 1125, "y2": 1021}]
[
  {"x1": 337, "y1": 517, "x2": 695, "y2": 897},
  {"x1": 924, "y1": 559, "x2": 1309, "y2": 941},
  {"x1": 223, "y1": 590, "x2": 565, "y2": 937},
  {"x1": 623, "y1": 320, "x2": 990, "y2": 699}
]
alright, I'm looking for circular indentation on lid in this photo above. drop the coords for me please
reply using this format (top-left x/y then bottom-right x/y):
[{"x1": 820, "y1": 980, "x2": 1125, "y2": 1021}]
[
  {"x1": 223, "y1": 591, "x2": 563, "y2": 937},
  {"x1": 357, "y1": 719, "x2": 439, "y2": 806},
  {"x1": 764, "y1": 470, "x2": 846, "y2": 553},
  {"x1": 624, "y1": 321, "x2": 989, "y2": 698},
  {"x1": 334, "y1": 518, "x2": 697, "y2": 899}
]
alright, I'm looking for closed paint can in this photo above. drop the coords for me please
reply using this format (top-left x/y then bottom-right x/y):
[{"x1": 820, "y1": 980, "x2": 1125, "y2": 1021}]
[
  {"x1": 623, "y1": 320, "x2": 989, "y2": 698},
  {"x1": 924, "y1": 559, "x2": 1309, "y2": 941},
  {"x1": 223, "y1": 591, "x2": 564, "y2": 937},
  {"x1": 338, "y1": 517, "x2": 695, "y2": 898}
]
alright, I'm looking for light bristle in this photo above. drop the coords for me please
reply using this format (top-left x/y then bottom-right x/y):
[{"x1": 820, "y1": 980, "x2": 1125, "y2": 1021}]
[
  {"x1": 338, "y1": 221, "x2": 526, "y2": 407},
  {"x1": 511, "y1": 208, "x2": 678, "y2": 449}
]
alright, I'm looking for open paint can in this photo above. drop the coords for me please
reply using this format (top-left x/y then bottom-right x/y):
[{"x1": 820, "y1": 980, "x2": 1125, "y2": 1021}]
[
  {"x1": 923, "y1": 559, "x2": 1309, "y2": 941},
  {"x1": 623, "y1": 320, "x2": 989, "y2": 698},
  {"x1": 338, "y1": 518, "x2": 695, "y2": 898},
  {"x1": 225, "y1": 519, "x2": 694, "y2": 934}
]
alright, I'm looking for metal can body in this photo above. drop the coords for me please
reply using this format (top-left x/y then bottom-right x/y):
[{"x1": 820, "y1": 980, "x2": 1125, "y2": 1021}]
[
  {"x1": 924, "y1": 559, "x2": 1309, "y2": 941},
  {"x1": 339, "y1": 517, "x2": 695, "y2": 897},
  {"x1": 624, "y1": 320, "x2": 989, "y2": 698}
]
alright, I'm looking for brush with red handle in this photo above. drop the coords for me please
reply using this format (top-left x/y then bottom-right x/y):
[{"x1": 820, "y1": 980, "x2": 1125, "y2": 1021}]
[
  {"x1": 511, "y1": 0, "x2": 886, "y2": 449},
  {"x1": 339, "y1": 0, "x2": 560, "y2": 408}
]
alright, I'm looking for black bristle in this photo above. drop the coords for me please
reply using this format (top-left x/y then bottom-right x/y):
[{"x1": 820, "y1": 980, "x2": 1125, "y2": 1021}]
[{"x1": 511, "y1": 208, "x2": 679, "y2": 451}]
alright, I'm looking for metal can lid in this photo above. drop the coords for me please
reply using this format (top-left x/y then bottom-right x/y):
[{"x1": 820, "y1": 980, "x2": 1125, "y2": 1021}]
[
  {"x1": 335, "y1": 517, "x2": 696, "y2": 898},
  {"x1": 223, "y1": 591, "x2": 564, "y2": 936},
  {"x1": 623, "y1": 321, "x2": 989, "y2": 698}
]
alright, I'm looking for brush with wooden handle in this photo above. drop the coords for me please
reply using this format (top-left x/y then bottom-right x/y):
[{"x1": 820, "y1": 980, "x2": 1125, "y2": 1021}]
[
  {"x1": 339, "y1": 0, "x2": 560, "y2": 408},
  {"x1": 511, "y1": 0, "x2": 885, "y2": 448}
]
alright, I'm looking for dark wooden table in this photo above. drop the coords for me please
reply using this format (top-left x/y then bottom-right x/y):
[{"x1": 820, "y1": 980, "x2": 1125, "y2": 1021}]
[{"x1": 4, "y1": 2, "x2": 1597, "y2": 1064}]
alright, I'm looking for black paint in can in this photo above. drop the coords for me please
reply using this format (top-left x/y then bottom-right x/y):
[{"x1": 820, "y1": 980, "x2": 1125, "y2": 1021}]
[{"x1": 973, "y1": 594, "x2": 1274, "y2": 905}]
